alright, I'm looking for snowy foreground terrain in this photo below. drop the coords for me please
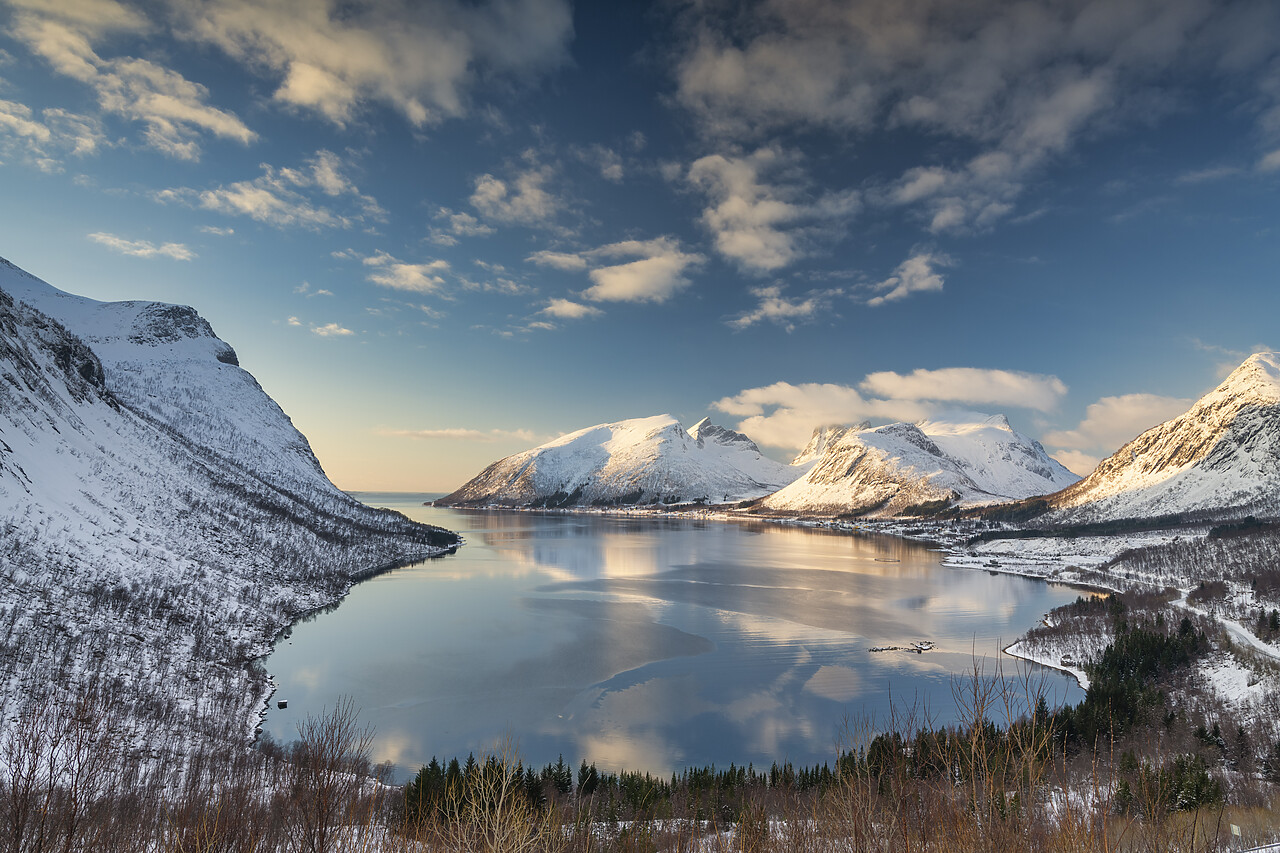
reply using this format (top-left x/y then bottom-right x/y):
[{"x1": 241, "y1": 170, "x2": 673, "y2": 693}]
[{"x1": 0, "y1": 257, "x2": 457, "y2": 765}]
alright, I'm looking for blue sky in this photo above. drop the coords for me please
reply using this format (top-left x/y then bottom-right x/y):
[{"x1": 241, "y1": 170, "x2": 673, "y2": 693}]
[{"x1": 2, "y1": 0, "x2": 1279, "y2": 491}]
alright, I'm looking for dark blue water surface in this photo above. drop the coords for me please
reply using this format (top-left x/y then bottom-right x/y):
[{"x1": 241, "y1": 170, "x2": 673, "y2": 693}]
[{"x1": 263, "y1": 494, "x2": 1087, "y2": 781}]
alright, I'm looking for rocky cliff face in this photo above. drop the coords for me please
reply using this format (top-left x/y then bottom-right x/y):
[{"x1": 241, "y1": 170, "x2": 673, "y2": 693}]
[{"x1": 1047, "y1": 353, "x2": 1280, "y2": 522}]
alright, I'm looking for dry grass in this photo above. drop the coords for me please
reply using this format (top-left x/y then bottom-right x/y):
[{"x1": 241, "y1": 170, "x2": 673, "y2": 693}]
[{"x1": 3, "y1": 677, "x2": 1280, "y2": 853}]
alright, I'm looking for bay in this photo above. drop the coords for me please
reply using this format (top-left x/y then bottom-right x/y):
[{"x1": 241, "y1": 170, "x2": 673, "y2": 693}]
[{"x1": 263, "y1": 493, "x2": 1089, "y2": 781}]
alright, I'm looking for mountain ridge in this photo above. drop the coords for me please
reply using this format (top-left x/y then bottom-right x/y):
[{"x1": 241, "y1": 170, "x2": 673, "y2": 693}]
[
  {"x1": 758, "y1": 412, "x2": 1079, "y2": 517},
  {"x1": 1044, "y1": 352, "x2": 1280, "y2": 522}
]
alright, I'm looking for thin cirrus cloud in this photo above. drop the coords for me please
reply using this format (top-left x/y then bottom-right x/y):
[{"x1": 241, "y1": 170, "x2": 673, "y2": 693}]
[
  {"x1": 714, "y1": 366, "x2": 1068, "y2": 449},
  {"x1": 87, "y1": 231, "x2": 195, "y2": 260},
  {"x1": 673, "y1": 0, "x2": 1280, "y2": 233}
]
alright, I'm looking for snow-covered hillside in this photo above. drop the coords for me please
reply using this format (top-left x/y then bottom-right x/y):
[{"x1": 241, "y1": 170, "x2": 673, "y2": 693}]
[
  {"x1": 1048, "y1": 353, "x2": 1280, "y2": 522},
  {"x1": 438, "y1": 414, "x2": 803, "y2": 507},
  {"x1": 0, "y1": 256, "x2": 457, "y2": 760},
  {"x1": 758, "y1": 413, "x2": 1079, "y2": 517}
]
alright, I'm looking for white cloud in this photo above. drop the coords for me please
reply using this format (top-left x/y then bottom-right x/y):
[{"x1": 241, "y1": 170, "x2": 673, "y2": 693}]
[
  {"x1": 160, "y1": 150, "x2": 382, "y2": 229},
  {"x1": 729, "y1": 284, "x2": 840, "y2": 332},
  {"x1": 860, "y1": 367, "x2": 1068, "y2": 412},
  {"x1": 198, "y1": 224, "x2": 234, "y2": 236},
  {"x1": 716, "y1": 364, "x2": 1068, "y2": 449},
  {"x1": 687, "y1": 147, "x2": 859, "y2": 273},
  {"x1": 175, "y1": 0, "x2": 572, "y2": 127},
  {"x1": 286, "y1": 315, "x2": 301, "y2": 326},
  {"x1": 312, "y1": 322, "x2": 354, "y2": 337},
  {"x1": 87, "y1": 231, "x2": 195, "y2": 260},
  {"x1": 1051, "y1": 450, "x2": 1101, "y2": 477},
  {"x1": 1040, "y1": 393, "x2": 1192, "y2": 453},
  {"x1": 9, "y1": 1, "x2": 254, "y2": 160},
  {"x1": 0, "y1": 99, "x2": 104, "y2": 168},
  {"x1": 429, "y1": 207, "x2": 495, "y2": 244},
  {"x1": 469, "y1": 163, "x2": 561, "y2": 226},
  {"x1": 673, "y1": 0, "x2": 1278, "y2": 232},
  {"x1": 381, "y1": 426, "x2": 539, "y2": 443},
  {"x1": 362, "y1": 251, "x2": 450, "y2": 294},
  {"x1": 582, "y1": 237, "x2": 704, "y2": 304},
  {"x1": 713, "y1": 381, "x2": 929, "y2": 449},
  {"x1": 1175, "y1": 165, "x2": 1241, "y2": 184},
  {"x1": 540, "y1": 298, "x2": 602, "y2": 319},
  {"x1": 867, "y1": 252, "x2": 951, "y2": 305},
  {"x1": 524, "y1": 237, "x2": 704, "y2": 306}
]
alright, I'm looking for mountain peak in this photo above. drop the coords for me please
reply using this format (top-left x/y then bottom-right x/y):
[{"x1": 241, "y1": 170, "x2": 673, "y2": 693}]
[
  {"x1": 1048, "y1": 351, "x2": 1280, "y2": 521},
  {"x1": 440, "y1": 414, "x2": 799, "y2": 507},
  {"x1": 765, "y1": 413, "x2": 1078, "y2": 517},
  {"x1": 1220, "y1": 352, "x2": 1280, "y2": 404},
  {"x1": 688, "y1": 416, "x2": 714, "y2": 438},
  {"x1": 688, "y1": 417, "x2": 759, "y2": 451}
]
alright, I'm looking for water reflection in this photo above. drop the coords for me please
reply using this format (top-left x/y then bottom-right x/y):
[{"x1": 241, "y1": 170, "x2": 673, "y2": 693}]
[{"x1": 264, "y1": 496, "x2": 1089, "y2": 781}]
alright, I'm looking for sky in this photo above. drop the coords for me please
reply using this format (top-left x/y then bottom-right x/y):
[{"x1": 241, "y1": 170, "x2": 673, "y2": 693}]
[{"x1": 1, "y1": 0, "x2": 1279, "y2": 492}]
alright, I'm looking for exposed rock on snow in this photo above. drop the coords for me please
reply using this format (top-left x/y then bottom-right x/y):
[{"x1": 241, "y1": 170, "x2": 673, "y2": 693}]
[
  {"x1": 0, "y1": 256, "x2": 458, "y2": 760},
  {"x1": 758, "y1": 412, "x2": 1079, "y2": 517},
  {"x1": 1047, "y1": 353, "x2": 1280, "y2": 522},
  {"x1": 438, "y1": 414, "x2": 803, "y2": 507},
  {"x1": 791, "y1": 423, "x2": 868, "y2": 466}
]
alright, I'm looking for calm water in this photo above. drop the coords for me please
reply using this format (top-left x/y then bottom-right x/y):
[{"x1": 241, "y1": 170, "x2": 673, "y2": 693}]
[{"x1": 263, "y1": 493, "x2": 1088, "y2": 781}]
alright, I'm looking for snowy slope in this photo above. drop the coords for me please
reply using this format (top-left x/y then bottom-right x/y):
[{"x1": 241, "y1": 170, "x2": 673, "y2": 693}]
[
  {"x1": 758, "y1": 413, "x2": 1078, "y2": 517},
  {"x1": 1048, "y1": 353, "x2": 1280, "y2": 521},
  {"x1": 439, "y1": 414, "x2": 803, "y2": 506},
  {"x1": 920, "y1": 413, "x2": 1078, "y2": 498},
  {"x1": 0, "y1": 256, "x2": 457, "y2": 761}
]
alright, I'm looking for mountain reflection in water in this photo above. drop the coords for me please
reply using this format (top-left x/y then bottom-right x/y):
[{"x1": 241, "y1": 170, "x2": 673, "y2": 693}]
[{"x1": 264, "y1": 494, "x2": 1089, "y2": 782}]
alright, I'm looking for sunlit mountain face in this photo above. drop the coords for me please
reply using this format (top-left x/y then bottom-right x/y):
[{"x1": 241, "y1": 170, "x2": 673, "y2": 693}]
[{"x1": 1, "y1": 0, "x2": 1278, "y2": 493}]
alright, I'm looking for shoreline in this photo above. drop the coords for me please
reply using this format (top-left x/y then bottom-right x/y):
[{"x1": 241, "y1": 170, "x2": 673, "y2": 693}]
[{"x1": 248, "y1": 541, "x2": 462, "y2": 744}]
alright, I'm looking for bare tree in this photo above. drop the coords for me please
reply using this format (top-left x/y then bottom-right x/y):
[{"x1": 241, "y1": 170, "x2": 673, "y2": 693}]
[{"x1": 280, "y1": 696, "x2": 377, "y2": 853}]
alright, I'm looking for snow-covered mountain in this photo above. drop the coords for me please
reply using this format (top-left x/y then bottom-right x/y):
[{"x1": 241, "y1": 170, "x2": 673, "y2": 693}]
[
  {"x1": 439, "y1": 414, "x2": 804, "y2": 507},
  {"x1": 791, "y1": 423, "x2": 868, "y2": 466},
  {"x1": 0, "y1": 256, "x2": 456, "y2": 759},
  {"x1": 758, "y1": 412, "x2": 1079, "y2": 517},
  {"x1": 1047, "y1": 353, "x2": 1280, "y2": 522}
]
